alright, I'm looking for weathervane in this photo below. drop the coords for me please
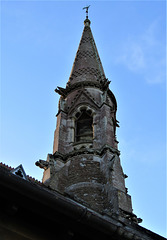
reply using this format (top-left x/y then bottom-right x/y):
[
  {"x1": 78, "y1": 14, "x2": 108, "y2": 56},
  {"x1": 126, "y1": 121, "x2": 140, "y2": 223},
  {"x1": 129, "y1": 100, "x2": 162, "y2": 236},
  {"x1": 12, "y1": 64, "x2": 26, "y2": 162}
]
[{"x1": 83, "y1": 5, "x2": 90, "y2": 19}]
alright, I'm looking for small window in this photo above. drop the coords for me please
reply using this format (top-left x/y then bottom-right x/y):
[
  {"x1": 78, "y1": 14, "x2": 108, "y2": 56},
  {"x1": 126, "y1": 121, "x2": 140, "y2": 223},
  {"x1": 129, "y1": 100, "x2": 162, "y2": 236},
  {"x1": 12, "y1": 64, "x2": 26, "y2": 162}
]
[{"x1": 75, "y1": 110, "x2": 93, "y2": 142}]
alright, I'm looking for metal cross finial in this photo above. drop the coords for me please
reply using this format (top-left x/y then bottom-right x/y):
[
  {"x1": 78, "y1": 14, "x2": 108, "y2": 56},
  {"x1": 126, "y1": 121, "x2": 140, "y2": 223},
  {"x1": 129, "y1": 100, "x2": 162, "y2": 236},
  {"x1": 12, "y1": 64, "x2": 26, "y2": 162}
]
[{"x1": 83, "y1": 5, "x2": 90, "y2": 19}]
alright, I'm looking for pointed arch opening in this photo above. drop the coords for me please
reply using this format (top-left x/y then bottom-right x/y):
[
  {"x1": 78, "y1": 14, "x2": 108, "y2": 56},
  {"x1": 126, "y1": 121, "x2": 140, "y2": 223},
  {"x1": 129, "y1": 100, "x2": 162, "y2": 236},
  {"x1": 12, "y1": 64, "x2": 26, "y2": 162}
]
[{"x1": 75, "y1": 109, "x2": 93, "y2": 143}]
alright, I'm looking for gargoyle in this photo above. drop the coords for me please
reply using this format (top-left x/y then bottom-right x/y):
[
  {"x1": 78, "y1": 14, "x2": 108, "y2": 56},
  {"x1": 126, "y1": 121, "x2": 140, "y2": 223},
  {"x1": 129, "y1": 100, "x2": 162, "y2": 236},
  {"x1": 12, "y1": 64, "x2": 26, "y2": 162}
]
[
  {"x1": 55, "y1": 86, "x2": 67, "y2": 98},
  {"x1": 35, "y1": 160, "x2": 49, "y2": 170},
  {"x1": 100, "y1": 78, "x2": 111, "y2": 91}
]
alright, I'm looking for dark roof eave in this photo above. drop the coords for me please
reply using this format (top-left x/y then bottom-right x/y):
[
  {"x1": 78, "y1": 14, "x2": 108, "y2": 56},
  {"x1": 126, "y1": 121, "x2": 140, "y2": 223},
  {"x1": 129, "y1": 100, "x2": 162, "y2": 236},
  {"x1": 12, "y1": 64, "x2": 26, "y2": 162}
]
[
  {"x1": 0, "y1": 167, "x2": 121, "y2": 238},
  {"x1": 0, "y1": 167, "x2": 165, "y2": 240}
]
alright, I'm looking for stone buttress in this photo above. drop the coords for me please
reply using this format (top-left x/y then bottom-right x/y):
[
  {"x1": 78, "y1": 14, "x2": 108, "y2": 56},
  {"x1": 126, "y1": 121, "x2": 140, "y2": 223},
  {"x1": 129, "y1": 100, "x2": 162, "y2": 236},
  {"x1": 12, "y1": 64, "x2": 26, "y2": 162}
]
[{"x1": 36, "y1": 18, "x2": 140, "y2": 223}]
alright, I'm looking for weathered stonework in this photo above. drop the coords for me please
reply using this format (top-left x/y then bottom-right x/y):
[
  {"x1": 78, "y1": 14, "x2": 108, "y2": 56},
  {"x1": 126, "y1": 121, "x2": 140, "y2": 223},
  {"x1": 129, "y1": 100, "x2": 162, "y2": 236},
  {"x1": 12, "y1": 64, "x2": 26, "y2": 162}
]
[{"x1": 37, "y1": 18, "x2": 139, "y2": 224}]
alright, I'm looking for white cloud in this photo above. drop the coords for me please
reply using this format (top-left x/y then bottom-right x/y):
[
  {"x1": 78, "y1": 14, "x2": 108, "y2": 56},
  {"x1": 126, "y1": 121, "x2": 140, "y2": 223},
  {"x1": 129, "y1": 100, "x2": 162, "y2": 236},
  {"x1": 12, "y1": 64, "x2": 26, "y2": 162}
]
[
  {"x1": 117, "y1": 42, "x2": 145, "y2": 72},
  {"x1": 116, "y1": 19, "x2": 166, "y2": 84}
]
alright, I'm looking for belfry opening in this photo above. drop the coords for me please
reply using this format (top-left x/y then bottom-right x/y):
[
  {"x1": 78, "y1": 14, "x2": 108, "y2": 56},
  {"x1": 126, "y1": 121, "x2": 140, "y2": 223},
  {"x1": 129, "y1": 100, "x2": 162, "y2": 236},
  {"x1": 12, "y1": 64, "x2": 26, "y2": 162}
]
[{"x1": 75, "y1": 109, "x2": 93, "y2": 143}]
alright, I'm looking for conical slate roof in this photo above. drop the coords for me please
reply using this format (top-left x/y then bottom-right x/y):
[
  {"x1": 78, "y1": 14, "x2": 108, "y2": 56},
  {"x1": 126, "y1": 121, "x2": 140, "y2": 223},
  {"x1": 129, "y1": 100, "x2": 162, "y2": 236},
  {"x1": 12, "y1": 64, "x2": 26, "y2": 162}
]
[{"x1": 67, "y1": 19, "x2": 106, "y2": 86}]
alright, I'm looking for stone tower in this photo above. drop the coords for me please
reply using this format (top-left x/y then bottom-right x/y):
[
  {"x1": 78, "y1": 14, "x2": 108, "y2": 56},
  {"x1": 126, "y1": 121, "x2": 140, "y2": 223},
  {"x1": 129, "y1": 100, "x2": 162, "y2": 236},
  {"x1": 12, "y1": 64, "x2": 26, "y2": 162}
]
[{"x1": 37, "y1": 18, "x2": 139, "y2": 222}]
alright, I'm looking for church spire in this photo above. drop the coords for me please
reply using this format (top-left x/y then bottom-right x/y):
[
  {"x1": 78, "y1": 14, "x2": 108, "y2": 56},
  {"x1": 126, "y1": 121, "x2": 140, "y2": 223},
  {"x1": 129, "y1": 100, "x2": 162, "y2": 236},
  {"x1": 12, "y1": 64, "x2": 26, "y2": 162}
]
[
  {"x1": 37, "y1": 15, "x2": 140, "y2": 224},
  {"x1": 67, "y1": 16, "x2": 106, "y2": 87}
]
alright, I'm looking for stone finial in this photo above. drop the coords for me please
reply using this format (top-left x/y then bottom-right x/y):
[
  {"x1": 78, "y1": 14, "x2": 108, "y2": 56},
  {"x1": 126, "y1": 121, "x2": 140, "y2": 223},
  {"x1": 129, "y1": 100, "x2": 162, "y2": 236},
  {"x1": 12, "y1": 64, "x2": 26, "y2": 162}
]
[{"x1": 84, "y1": 18, "x2": 91, "y2": 26}]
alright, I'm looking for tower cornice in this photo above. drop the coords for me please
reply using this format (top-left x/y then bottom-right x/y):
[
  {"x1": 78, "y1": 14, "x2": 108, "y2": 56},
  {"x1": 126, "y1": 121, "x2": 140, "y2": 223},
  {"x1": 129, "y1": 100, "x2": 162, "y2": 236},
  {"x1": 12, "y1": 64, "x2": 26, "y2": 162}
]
[
  {"x1": 55, "y1": 79, "x2": 109, "y2": 96},
  {"x1": 55, "y1": 80, "x2": 117, "y2": 111},
  {"x1": 51, "y1": 144, "x2": 121, "y2": 163}
]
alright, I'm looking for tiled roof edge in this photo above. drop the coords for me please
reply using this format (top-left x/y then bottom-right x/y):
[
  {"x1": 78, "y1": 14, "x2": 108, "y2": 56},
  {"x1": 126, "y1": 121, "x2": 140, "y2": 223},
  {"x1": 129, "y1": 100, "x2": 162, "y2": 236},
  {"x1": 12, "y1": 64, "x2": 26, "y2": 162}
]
[{"x1": 0, "y1": 162, "x2": 42, "y2": 185}]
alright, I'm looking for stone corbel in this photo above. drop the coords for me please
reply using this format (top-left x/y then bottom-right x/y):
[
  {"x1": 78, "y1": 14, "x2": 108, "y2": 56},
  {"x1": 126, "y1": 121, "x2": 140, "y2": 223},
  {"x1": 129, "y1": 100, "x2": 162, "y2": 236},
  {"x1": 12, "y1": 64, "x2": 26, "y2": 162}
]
[{"x1": 120, "y1": 209, "x2": 143, "y2": 224}]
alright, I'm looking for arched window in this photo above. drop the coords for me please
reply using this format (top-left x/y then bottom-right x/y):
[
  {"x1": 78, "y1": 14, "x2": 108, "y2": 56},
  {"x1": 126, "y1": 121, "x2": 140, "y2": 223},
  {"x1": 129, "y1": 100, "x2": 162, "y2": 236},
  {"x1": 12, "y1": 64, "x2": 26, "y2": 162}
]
[{"x1": 75, "y1": 110, "x2": 93, "y2": 142}]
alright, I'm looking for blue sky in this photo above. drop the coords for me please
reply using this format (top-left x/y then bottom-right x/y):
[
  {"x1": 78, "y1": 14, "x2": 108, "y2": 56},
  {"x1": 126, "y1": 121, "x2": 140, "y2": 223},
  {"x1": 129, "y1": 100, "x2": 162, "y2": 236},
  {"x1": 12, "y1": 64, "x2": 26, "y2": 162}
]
[{"x1": 1, "y1": 0, "x2": 166, "y2": 237}]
